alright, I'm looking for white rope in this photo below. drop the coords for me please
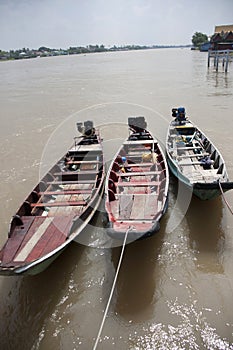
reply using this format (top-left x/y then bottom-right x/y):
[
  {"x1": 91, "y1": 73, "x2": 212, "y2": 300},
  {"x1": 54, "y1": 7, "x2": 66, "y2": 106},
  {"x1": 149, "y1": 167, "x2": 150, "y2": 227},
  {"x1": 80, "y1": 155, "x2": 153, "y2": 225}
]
[
  {"x1": 92, "y1": 227, "x2": 131, "y2": 350},
  {"x1": 218, "y1": 181, "x2": 233, "y2": 215}
]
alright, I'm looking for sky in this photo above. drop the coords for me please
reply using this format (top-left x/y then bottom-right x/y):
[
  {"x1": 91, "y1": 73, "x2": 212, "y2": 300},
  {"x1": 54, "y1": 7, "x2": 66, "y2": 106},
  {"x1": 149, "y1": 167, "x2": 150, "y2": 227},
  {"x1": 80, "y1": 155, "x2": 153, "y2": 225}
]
[{"x1": 0, "y1": 0, "x2": 233, "y2": 51}]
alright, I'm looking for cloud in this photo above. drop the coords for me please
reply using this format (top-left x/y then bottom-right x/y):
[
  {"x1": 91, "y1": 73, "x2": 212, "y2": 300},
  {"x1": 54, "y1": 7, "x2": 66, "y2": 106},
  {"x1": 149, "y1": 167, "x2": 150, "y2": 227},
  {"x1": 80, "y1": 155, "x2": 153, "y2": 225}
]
[{"x1": 1, "y1": 0, "x2": 233, "y2": 50}]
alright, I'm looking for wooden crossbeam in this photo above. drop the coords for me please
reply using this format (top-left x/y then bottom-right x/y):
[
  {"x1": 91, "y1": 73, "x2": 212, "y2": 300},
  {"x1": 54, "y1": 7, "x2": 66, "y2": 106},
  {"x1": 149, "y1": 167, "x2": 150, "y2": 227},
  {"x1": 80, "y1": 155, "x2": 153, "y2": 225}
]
[
  {"x1": 39, "y1": 189, "x2": 92, "y2": 196},
  {"x1": 47, "y1": 180, "x2": 96, "y2": 185},
  {"x1": 118, "y1": 171, "x2": 161, "y2": 177},
  {"x1": 31, "y1": 201, "x2": 87, "y2": 208},
  {"x1": 177, "y1": 152, "x2": 209, "y2": 159},
  {"x1": 66, "y1": 160, "x2": 100, "y2": 165},
  {"x1": 124, "y1": 162, "x2": 153, "y2": 167},
  {"x1": 54, "y1": 170, "x2": 97, "y2": 176},
  {"x1": 116, "y1": 181, "x2": 160, "y2": 187},
  {"x1": 170, "y1": 146, "x2": 202, "y2": 151}
]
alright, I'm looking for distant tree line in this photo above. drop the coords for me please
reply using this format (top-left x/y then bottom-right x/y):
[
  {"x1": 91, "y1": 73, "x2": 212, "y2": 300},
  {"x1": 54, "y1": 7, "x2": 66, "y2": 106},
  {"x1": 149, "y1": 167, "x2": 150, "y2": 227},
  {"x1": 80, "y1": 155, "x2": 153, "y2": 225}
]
[{"x1": 0, "y1": 43, "x2": 192, "y2": 61}]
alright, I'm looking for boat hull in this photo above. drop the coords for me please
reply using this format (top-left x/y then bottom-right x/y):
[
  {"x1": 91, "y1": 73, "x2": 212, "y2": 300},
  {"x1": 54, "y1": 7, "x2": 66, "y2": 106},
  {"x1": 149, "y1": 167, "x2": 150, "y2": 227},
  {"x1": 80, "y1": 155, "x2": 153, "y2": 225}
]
[
  {"x1": 105, "y1": 117, "x2": 169, "y2": 241},
  {"x1": 106, "y1": 195, "x2": 168, "y2": 242},
  {"x1": 166, "y1": 115, "x2": 232, "y2": 200},
  {"x1": 107, "y1": 221, "x2": 160, "y2": 241},
  {"x1": 167, "y1": 156, "x2": 225, "y2": 200},
  {"x1": 0, "y1": 122, "x2": 105, "y2": 276}
]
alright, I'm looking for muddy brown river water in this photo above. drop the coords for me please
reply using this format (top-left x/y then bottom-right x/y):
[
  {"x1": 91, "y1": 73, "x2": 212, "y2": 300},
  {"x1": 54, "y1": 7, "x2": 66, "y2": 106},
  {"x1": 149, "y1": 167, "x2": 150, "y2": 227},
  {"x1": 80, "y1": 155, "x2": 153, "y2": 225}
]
[{"x1": 0, "y1": 48, "x2": 233, "y2": 349}]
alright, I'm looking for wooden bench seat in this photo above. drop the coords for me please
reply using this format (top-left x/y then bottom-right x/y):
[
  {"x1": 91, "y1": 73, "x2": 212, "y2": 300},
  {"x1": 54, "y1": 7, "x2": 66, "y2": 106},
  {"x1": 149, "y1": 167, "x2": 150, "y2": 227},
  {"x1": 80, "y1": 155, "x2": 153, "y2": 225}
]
[
  {"x1": 39, "y1": 189, "x2": 92, "y2": 196},
  {"x1": 66, "y1": 160, "x2": 100, "y2": 165},
  {"x1": 47, "y1": 180, "x2": 96, "y2": 185},
  {"x1": 177, "y1": 152, "x2": 209, "y2": 159},
  {"x1": 31, "y1": 201, "x2": 87, "y2": 208},
  {"x1": 126, "y1": 152, "x2": 151, "y2": 157},
  {"x1": 54, "y1": 170, "x2": 98, "y2": 176},
  {"x1": 117, "y1": 193, "x2": 158, "y2": 196},
  {"x1": 115, "y1": 218, "x2": 154, "y2": 222},
  {"x1": 170, "y1": 146, "x2": 202, "y2": 151},
  {"x1": 124, "y1": 162, "x2": 154, "y2": 167},
  {"x1": 116, "y1": 181, "x2": 160, "y2": 187},
  {"x1": 123, "y1": 140, "x2": 155, "y2": 145},
  {"x1": 118, "y1": 171, "x2": 161, "y2": 177},
  {"x1": 179, "y1": 161, "x2": 213, "y2": 166}
]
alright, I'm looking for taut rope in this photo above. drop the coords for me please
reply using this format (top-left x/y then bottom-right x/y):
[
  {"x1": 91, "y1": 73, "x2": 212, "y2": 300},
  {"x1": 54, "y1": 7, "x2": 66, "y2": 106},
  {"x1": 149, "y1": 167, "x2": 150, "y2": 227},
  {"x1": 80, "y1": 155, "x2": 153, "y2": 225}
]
[
  {"x1": 92, "y1": 227, "x2": 132, "y2": 350},
  {"x1": 218, "y1": 181, "x2": 233, "y2": 215}
]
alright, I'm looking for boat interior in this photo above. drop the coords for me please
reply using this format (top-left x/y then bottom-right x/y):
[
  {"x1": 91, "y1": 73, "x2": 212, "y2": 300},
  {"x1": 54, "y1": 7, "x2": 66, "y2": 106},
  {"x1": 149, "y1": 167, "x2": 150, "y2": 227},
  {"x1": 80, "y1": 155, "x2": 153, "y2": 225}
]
[
  {"x1": 167, "y1": 118, "x2": 226, "y2": 183},
  {"x1": 0, "y1": 125, "x2": 104, "y2": 270},
  {"x1": 106, "y1": 134, "x2": 167, "y2": 230}
]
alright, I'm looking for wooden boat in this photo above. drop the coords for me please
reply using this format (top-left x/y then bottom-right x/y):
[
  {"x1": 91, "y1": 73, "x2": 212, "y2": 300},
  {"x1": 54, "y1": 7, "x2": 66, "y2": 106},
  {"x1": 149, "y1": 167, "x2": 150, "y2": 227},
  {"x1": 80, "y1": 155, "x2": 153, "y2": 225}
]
[
  {"x1": 166, "y1": 107, "x2": 233, "y2": 200},
  {"x1": 0, "y1": 121, "x2": 105, "y2": 275},
  {"x1": 105, "y1": 117, "x2": 169, "y2": 241}
]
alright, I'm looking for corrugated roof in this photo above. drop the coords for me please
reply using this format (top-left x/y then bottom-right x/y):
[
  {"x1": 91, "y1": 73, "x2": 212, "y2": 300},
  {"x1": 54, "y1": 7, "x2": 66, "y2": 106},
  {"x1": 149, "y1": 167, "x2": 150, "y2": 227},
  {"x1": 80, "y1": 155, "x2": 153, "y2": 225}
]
[{"x1": 215, "y1": 25, "x2": 233, "y2": 33}]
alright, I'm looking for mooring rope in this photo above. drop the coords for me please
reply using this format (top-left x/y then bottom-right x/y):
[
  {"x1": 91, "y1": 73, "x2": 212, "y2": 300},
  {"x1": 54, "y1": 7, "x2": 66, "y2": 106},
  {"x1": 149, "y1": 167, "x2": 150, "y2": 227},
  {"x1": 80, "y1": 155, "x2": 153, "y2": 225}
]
[
  {"x1": 218, "y1": 181, "x2": 233, "y2": 215},
  {"x1": 92, "y1": 227, "x2": 132, "y2": 350}
]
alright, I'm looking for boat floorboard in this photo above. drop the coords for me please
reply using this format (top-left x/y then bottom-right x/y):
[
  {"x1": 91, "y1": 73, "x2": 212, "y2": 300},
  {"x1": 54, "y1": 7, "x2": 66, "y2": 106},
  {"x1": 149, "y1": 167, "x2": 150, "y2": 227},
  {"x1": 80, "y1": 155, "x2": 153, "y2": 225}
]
[
  {"x1": 110, "y1": 193, "x2": 159, "y2": 221},
  {"x1": 130, "y1": 194, "x2": 146, "y2": 219},
  {"x1": 1, "y1": 215, "x2": 73, "y2": 265},
  {"x1": 119, "y1": 195, "x2": 133, "y2": 219}
]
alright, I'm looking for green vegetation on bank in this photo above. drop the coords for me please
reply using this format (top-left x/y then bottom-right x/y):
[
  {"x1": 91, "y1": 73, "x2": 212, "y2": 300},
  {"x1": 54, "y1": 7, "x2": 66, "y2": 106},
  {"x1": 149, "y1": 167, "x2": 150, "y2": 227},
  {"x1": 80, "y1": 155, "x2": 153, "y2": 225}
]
[
  {"x1": 0, "y1": 44, "x2": 191, "y2": 61},
  {"x1": 192, "y1": 32, "x2": 209, "y2": 49}
]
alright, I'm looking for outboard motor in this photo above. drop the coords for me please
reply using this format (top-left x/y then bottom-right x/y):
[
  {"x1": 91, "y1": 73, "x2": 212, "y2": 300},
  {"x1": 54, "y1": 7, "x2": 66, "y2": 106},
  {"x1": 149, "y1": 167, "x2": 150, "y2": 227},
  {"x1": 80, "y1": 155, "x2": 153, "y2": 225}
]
[
  {"x1": 76, "y1": 121, "x2": 95, "y2": 137},
  {"x1": 172, "y1": 108, "x2": 178, "y2": 118},
  {"x1": 128, "y1": 116, "x2": 147, "y2": 132},
  {"x1": 172, "y1": 107, "x2": 186, "y2": 124},
  {"x1": 177, "y1": 107, "x2": 186, "y2": 121}
]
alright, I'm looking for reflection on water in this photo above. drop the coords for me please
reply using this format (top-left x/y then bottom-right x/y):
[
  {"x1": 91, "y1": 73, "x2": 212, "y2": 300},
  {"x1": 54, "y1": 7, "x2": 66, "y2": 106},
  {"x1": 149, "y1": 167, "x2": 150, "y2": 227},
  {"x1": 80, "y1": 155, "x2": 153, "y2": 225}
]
[
  {"x1": 112, "y1": 229, "x2": 164, "y2": 323},
  {"x1": 0, "y1": 243, "x2": 85, "y2": 350},
  {"x1": 206, "y1": 69, "x2": 232, "y2": 96},
  {"x1": 187, "y1": 196, "x2": 225, "y2": 274},
  {"x1": 0, "y1": 49, "x2": 233, "y2": 349}
]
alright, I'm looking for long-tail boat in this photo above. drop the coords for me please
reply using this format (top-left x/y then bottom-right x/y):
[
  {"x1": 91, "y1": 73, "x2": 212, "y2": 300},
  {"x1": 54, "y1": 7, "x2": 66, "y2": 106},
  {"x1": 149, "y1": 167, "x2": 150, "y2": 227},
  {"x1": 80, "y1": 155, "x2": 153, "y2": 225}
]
[
  {"x1": 166, "y1": 107, "x2": 233, "y2": 200},
  {"x1": 105, "y1": 117, "x2": 169, "y2": 241},
  {"x1": 0, "y1": 121, "x2": 105, "y2": 275}
]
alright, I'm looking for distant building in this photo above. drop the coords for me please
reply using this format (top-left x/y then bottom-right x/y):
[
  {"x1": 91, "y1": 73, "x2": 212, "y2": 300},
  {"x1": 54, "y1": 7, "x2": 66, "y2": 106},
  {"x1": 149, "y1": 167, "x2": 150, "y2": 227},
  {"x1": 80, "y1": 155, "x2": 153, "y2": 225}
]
[
  {"x1": 214, "y1": 25, "x2": 233, "y2": 33},
  {"x1": 210, "y1": 24, "x2": 233, "y2": 51}
]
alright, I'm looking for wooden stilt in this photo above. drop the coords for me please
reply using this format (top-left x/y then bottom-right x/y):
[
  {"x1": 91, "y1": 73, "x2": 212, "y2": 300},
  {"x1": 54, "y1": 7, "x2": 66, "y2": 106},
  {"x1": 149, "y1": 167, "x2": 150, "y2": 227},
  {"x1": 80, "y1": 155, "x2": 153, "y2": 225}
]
[
  {"x1": 225, "y1": 51, "x2": 229, "y2": 73},
  {"x1": 207, "y1": 49, "x2": 232, "y2": 73}
]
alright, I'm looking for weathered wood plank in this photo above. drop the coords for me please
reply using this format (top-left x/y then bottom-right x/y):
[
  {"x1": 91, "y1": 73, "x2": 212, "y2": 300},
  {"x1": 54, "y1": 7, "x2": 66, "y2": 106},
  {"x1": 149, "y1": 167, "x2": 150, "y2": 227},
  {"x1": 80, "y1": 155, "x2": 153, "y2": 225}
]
[
  {"x1": 130, "y1": 195, "x2": 146, "y2": 219},
  {"x1": 54, "y1": 170, "x2": 98, "y2": 176},
  {"x1": 119, "y1": 195, "x2": 133, "y2": 219},
  {"x1": 31, "y1": 201, "x2": 86, "y2": 208},
  {"x1": 117, "y1": 181, "x2": 160, "y2": 187},
  {"x1": 39, "y1": 189, "x2": 92, "y2": 196},
  {"x1": 124, "y1": 162, "x2": 153, "y2": 167},
  {"x1": 47, "y1": 180, "x2": 96, "y2": 185},
  {"x1": 25, "y1": 221, "x2": 57, "y2": 262},
  {"x1": 144, "y1": 195, "x2": 158, "y2": 219},
  {"x1": 118, "y1": 171, "x2": 161, "y2": 177},
  {"x1": 1, "y1": 217, "x2": 35, "y2": 263},
  {"x1": 177, "y1": 152, "x2": 209, "y2": 159},
  {"x1": 14, "y1": 217, "x2": 53, "y2": 261},
  {"x1": 66, "y1": 160, "x2": 100, "y2": 164},
  {"x1": 25, "y1": 215, "x2": 72, "y2": 261},
  {"x1": 40, "y1": 216, "x2": 73, "y2": 256}
]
